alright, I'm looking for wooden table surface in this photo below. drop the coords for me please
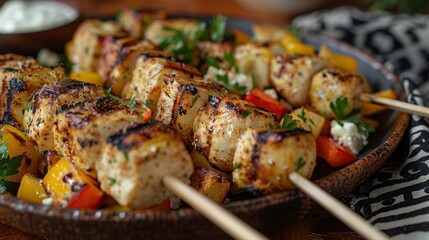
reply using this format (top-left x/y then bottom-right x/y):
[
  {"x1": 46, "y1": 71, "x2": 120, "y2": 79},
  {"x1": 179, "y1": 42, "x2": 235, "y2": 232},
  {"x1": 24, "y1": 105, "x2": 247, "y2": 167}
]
[{"x1": 0, "y1": 0, "x2": 368, "y2": 239}]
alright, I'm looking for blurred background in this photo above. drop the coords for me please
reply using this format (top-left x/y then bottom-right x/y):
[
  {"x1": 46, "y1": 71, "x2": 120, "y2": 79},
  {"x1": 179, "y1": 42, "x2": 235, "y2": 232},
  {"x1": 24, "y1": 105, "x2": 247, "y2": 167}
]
[{"x1": 1, "y1": 0, "x2": 428, "y2": 55}]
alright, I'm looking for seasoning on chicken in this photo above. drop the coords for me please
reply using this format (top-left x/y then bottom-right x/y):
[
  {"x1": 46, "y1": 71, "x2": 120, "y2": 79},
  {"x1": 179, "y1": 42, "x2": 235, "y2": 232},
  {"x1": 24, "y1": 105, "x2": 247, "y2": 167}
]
[
  {"x1": 122, "y1": 53, "x2": 201, "y2": 111},
  {"x1": 234, "y1": 43, "x2": 272, "y2": 89},
  {"x1": 68, "y1": 19, "x2": 128, "y2": 72},
  {"x1": 309, "y1": 68, "x2": 364, "y2": 119},
  {"x1": 97, "y1": 37, "x2": 155, "y2": 81},
  {"x1": 270, "y1": 54, "x2": 325, "y2": 107},
  {"x1": 105, "y1": 48, "x2": 163, "y2": 97},
  {"x1": 190, "y1": 167, "x2": 231, "y2": 204},
  {"x1": 232, "y1": 128, "x2": 316, "y2": 194},
  {"x1": 193, "y1": 97, "x2": 277, "y2": 172},
  {"x1": 24, "y1": 80, "x2": 105, "y2": 152},
  {"x1": 117, "y1": 8, "x2": 166, "y2": 39},
  {"x1": 155, "y1": 73, "x2": 230, "y2": 145},
  {"x1": 2, "y1": 64, "x2": 66, "y2": 130},
  {"x1": 96, "y1": 123, "x2": 193, "y2": 209},
  {"x1": 55, "y1": 97, "x2": 151, "y2": 177}
]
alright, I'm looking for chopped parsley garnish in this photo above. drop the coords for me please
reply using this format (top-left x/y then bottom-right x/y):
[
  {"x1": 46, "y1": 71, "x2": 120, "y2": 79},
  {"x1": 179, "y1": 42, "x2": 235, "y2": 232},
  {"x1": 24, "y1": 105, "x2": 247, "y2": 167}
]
[
  {"x1": 233, "y1": 162, "x2": 241, "y2": 171},
  {"x1": 206, "y1": 56, "x2": 220, "y2": 69},
  {"x1": 144, "y1": 99, "x2": 153, "y2": 107},
  {"x1": 0, "y1": 132, "x2": 23, "y2": 193},
  {"x1": 109, "y1": 177, "x2": 117, "y2": 186},
  {"x1": 124, "y1": 152, "x2": 130, "y2": 162},
  {"x1": 216, "y1": 73, "x2": 247, "y2": 95},
  {"x1": 330, "y1": 97, "x2": 375, "y2": 137},
  {"x1": 297, "y1": 108, "x2": 307, "y2": 123},
  {"x1": 277, "y1": 114, "x2": 298, "y2": 131},
  {"x1": 210, "y1": 15, "x2": 227, "y2": 42},
  {"x1": 241, "y1": 110, "x2": 251, "y2": 118},
  {"x1": 159, "y1": 22, "x2": 207, "y2": 63},
  {"x1": 289, "y1": 26, "x2": 303, "y2": 39},
  {"x1": 295, "y1": 156, "x2": 306, "y2": 170},
  {"x1": 2, "y1": 67, "x2": 17, "y2": 73},
  {"x1": 103, "y1": 88, "x2": 136, "y2": 110},
  {"x1": 224, "y1": 52, "x2": 239, "y2": 72}
]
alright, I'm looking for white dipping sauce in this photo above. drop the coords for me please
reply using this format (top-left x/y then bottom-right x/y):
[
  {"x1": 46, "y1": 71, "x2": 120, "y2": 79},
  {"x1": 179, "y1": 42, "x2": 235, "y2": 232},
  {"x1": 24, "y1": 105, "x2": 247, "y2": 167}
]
[{"x1": 0, "y1": 0, "x2": 78, "y2": 34}]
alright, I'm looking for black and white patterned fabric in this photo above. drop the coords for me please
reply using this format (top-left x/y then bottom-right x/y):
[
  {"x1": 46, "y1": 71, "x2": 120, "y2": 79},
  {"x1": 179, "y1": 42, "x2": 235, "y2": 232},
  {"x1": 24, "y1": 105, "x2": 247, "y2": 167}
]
[{"x1": 293, "y1": 7, "x2": 429, "y2": 239}]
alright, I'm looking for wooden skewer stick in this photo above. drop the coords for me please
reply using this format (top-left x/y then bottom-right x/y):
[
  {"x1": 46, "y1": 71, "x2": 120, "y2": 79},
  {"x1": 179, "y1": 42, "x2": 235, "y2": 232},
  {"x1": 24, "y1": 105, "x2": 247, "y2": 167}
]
[
  {"x1": 289, "y1": 172, "x2": 390, "y2": 240},
  {"x1": 162, "y1": 175, "x2": 269, "y2": 240},
  {"x1": 360, "y1": 93, "x2": 429, "y2": 118}
]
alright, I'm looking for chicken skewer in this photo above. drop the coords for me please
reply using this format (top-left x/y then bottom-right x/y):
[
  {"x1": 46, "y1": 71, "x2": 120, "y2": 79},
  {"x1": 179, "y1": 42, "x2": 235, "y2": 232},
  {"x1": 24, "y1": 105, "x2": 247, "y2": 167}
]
[{"x1": 360, "y1": 93, "x2": 429, "y2": 118}]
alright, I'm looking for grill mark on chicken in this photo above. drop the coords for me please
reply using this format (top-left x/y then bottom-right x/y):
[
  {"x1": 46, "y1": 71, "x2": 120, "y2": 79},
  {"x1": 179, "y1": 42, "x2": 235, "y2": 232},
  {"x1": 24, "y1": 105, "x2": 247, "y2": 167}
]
[
  {"x1": 2, "y1": 78, "x2": 25, "y2": 125},
  {"x1": 106, "y1": 123, "x2": 170, "y2": 151}
]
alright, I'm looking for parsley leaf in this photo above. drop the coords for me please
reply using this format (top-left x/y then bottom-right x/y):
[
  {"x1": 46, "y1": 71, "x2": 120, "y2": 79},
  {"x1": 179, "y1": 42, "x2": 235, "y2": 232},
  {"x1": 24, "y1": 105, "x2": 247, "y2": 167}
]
[
  {"x1": 104, "y1": 88, "x2": 136, "y2": 110},
  {"x1": 216, "y1": 73, "x2": 247, "y2": 95},
  {"x1": 330, "y1": 97, "x2": 375, "y2": 137},
  {"x1": 0, "y1": 136, "x2": 23, "y2": 193},
  {"x1": 297, "y1": 108, "x2": 307, "y2": 123},
  {"x1": 2, "y1": 67, "x2": 17, "y2": 73},
  {"x1": 224, "y1": 52, "x2": 239, "y2": 72},
  {"x1": 295, "y1": 156, "x2": 306, "y2": 170},
  {"x1": 278, "y1": 115, "x2": 298, "y2": 131},
  {"x1": 206, "y1": 56, "x2": 220, "y2": 69},
  {"x1": 289, "y1": 26, "x2": 302, "y2": 39},
  {"x1": 241, "y1": 110, "x2": 251, "y2": 118},
  {"x1": 210, "y1": 15, "x2": 227, "y2": 42},
  {"x1": 159, "y1": 22, "x2": 207, "y2": 63}
]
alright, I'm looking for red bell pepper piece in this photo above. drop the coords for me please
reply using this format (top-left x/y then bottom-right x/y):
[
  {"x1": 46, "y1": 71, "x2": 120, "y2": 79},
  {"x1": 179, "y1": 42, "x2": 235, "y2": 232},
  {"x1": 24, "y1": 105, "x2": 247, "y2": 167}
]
[
  {"x1": 316, "y1": 135, "x2": 357, "y2": 168},
  {"x1": 320, "y1": 120, "x2": 331, "y2": 136},
  {"x1": 244, "y1": 89, "x2": 287, "y2": 120},
  {"x1": 68, "y1": 184, "x2": 105, "y2": 209}
]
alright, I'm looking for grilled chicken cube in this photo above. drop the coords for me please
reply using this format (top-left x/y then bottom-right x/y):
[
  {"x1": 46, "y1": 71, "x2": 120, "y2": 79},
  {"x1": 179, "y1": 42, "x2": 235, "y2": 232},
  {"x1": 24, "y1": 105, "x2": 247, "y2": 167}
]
[
  {"x1": 155, "y1": 74, "x2": 230, "y2": 145},
  {"x1": 117, "y1": 8, "x2": 166, "y2": 38},
  {"x1": 0, "y1": 56, "x2": 40, "y2": 119},
  {"x1": 122, "y1": 53, "x2": 201, "y2": 111},
  {"x1": 234, "y1": 43, "x2": 272, "y2": 89},
  {"x1": 309, "y1": 68, "x2": 364, "y2": 119},
  {"x1": 232, "y1": 128, "x2": 317, "y2": 194},
  {"x1": 106, "y1": 49, "x2": 163, "y2": 97},
  {"x1": 96, "y1": 123, "x2": 193, "y2": 209},
  {"x1": 190, "y1": 167, "x2": 231, "y2": 204},
  {"x1": 97, "y1": 37, "x2": 155, "y2": 81},
  {"x1": 289, "y1": 107, "x2": 326, "y2": 138},
  {"x1": 270, "y1": 55, "x2": 325, "y2": 107},
  {"x1": 24, "y1": 80, "x2": 105, "y2": 152},
  {"x1": 2, "y1": 67, "x2": 65, "y2": 130},
  {"x1": 145, "y1": 18, "x2": 200, "y2": 46},
  {"x1": 55, "y1": 97, "x2": 151, "y2": 176},
  {"x1": 193, "y1": 97, "x2": 277, "y2": 172},
  {"x1": 68, "y1": 19, "x2": 128, "y2": 72}
]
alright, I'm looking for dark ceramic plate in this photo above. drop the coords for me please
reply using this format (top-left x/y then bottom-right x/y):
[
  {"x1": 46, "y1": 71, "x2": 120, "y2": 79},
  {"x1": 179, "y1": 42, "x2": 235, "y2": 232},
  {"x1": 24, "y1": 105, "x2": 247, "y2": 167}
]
[{"x1": 0, "y1": 17, "x2": 409, "y2": 240}]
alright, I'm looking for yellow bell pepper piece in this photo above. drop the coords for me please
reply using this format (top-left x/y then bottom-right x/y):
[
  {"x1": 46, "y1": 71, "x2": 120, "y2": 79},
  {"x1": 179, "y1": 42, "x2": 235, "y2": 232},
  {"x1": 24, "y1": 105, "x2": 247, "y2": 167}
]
[
  {"x1": 319, "y1": 45, "x2": 358, "y2": 72},
  {"x1": 283, "y1": 42, "x2": 316, "y2": 56},
  {"x1": 1, "y1": 125, "x2": 42, "y2": 183},
  {"x1": 70, "y1": 70, "x2": 104, "y2": 86},
  {"x1": 279, "y1": 33, "x2": 315, "y2": 56},
  {"x1": 43, "y1": 158, "x2": 86, "y2": 202},
  {"x1": 361, "y1": 89, "x2": 397, "y2": 116},
  {"x1": 280, "y1": 33, "x2": 301, "y2": 45},
  {"x1": 17, "y1": 173, "x2": 48, "y2": 204}
]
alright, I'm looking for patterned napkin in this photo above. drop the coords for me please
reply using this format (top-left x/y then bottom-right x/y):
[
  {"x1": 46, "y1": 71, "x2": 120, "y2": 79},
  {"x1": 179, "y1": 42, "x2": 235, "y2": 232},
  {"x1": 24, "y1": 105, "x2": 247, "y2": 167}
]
[{"x1": 293, "y1": 7, "x2": 429, "y2": 239}]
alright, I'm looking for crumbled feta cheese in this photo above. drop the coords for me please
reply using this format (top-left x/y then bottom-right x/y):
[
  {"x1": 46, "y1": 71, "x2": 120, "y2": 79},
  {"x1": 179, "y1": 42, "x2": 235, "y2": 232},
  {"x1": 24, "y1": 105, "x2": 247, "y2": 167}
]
[
  {"x1": 42, "y1": 197, "x2": 53, "y2": 206},
  {"x1": 204, "y1": 66, "x2": 254, "y2": 92},
  {"x1": 330, "y1": 120, "x2": 368, "y2": 155},
  {"x1": 263, "y1": 88, "x2": 278, "y2": 100}
]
